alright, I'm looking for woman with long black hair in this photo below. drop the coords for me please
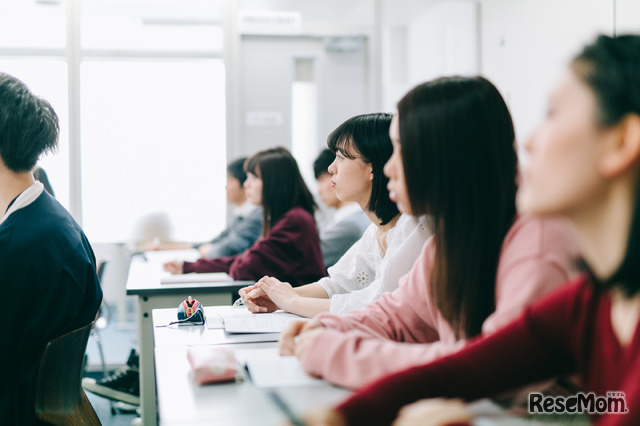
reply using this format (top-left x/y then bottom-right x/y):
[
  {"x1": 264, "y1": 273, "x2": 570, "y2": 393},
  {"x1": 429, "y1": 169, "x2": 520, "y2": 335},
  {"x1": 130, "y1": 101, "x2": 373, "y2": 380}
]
[
  {"x1": 279, "y1": 76, "x2": 578, "y2": 390},
  {"x1": 164, "y1": 146, "x2": 325, "y2": 286},
  {"x1": 307, "y1": 34, "x2": 640, "y2": 426}
]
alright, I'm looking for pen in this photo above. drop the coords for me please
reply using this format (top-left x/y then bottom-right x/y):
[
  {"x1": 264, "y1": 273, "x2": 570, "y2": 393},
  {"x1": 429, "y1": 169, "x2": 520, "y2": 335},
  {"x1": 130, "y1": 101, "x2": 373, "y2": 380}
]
[{"x1": 266, "y1": 389, "x2": 305, "y2": 426}]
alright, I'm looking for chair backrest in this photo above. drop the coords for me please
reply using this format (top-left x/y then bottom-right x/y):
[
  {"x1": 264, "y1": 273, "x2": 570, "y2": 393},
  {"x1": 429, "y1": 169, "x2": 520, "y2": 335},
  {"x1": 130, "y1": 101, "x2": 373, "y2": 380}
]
[
  {"x1": 35, "y1": 321, "x2": 101, "y2": 426},
  {"x1": 96, "y1": 259, "x2": 109, "y2": 284}
]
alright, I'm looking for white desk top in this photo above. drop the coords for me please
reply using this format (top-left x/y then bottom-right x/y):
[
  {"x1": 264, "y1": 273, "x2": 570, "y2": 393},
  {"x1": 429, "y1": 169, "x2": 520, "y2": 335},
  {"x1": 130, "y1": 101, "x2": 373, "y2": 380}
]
[
  {"x1": 152, "y1": 305, "x2": 351, "y2": 425},
  {"x1": 153, "y1": 306, "x2": 281, "y2": 347},
  {"x1": 155, "y1": 344, "x2": 351, "y2": 426},
  {"x1": 126, "y1": 252, "x2": 252, "y2": 296}
]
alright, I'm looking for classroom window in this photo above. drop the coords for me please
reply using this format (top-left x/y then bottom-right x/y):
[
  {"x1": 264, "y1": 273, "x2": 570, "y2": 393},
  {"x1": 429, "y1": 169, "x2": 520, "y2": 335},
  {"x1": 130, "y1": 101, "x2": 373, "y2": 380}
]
[
  {"x1": 80, "y1": 59, "x2": 226, "y2": 243},
  {"x1": 0, "y1": 0, "x2": 227, "y2": 244}
]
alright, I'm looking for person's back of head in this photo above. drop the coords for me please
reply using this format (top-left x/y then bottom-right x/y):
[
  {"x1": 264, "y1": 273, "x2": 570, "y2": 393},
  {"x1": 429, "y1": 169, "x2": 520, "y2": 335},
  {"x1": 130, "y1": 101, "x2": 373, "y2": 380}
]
[
  {"x1": 245, "y1": 146, "x2": 316, "y2": 235},
  {"x1": 327, "y1": 112, "x2": 399, "y2": 225},
  {"x1": 227, "y1": 157, "x2": 249, "y2": 185},
  {"x1": 397, "y1": 76, "x2": 517, "y2": 339},
  {"x1": 313, "y1": 149, "x2": 334, "y2": 179},
  {"x1": 0, "y1": 73, "x2": 59, "y2": 173}
]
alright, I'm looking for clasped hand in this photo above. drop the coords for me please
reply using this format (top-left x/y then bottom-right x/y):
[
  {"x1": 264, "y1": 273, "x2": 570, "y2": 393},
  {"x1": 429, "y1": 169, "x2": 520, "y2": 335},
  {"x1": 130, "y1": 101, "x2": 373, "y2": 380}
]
[{"x1": 238, "y1": 276, "x2": 298, "y2": 313}]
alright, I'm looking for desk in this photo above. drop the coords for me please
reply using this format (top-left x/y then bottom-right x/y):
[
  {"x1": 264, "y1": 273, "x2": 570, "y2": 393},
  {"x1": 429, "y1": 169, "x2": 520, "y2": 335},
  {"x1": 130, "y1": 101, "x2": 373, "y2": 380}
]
[
  {"x1": 152, "y1": 306, "x2": 579, "y2": 426},
  {"x1": 152, "y1": 306, "x2": 351, "y2": 425},
  {"x1": 126, "y1": 252, "x2": 252, "y2": 425}
]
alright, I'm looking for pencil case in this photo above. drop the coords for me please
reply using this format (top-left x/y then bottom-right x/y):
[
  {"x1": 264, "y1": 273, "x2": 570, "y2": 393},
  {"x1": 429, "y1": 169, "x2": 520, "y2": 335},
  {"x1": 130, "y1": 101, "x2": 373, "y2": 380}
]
[{"x1": 187, "y1": 346, "x2": 238, "y2": 385}]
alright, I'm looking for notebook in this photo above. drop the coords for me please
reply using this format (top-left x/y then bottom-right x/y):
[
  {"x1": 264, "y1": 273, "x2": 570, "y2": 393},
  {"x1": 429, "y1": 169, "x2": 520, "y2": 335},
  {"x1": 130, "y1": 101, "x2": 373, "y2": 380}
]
[
  {"x1": 223, "y1": 311, "x2": 308, "y2": 333},
  {"x1": 160, "y1": 272, "x2": 233, "y2": 284}
]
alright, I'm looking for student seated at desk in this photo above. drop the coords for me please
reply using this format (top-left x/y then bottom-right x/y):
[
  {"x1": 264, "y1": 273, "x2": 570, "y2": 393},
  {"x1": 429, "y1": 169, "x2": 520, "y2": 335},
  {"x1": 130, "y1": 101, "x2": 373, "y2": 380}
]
[
  {"x1": 164, "y1": 147, "x2": 325, "y2": 286},
  {"x1": 305, "y1": 34, "x2": 640, "y2": 426},
  {"x1": 314, "y1": 148, "x2": 370, "y2": 269},
  {"x1": 147, "y1": 157, "x2": 262, "y2": 259},
  {"x1": 278, "y1": 76, "x2": 580, "y2": 390},
  {"x1": 238, "y1": 113, "x2": 430, "y2": 318},
  {"x1": 0, "y1": 72, "x2": 102, "y2": 425}
]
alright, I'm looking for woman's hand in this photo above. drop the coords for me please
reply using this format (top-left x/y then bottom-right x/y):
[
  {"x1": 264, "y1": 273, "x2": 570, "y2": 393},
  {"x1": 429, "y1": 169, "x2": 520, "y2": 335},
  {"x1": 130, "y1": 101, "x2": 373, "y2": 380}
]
[
  {"x1": 302, "y1": 406, "x2": 347, "y2": 426},
  {"x1": 163, "y1": 260, "x2": 184, "y2": 274},
  {"x1": 254, "y1": 277, "x2": 299, "y2": 312},
  {"x1": 197, "y1": 243, "x2": 214, "y2": 258},
  {"x1": 392, "y1": 399, "x2": 472, "y2": 426},
  {"x1": 239, "y1": 280, "x2": 279, "y2": 313},
  {"x1": 279, "y1": 319, "x2": 325, "y2": 357}
]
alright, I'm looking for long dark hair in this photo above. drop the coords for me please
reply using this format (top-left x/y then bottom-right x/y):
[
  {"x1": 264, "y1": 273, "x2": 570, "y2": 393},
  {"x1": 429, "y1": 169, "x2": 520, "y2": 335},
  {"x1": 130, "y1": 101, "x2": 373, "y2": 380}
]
[
  {"x1": 397, "y1": 76, "x2": 517, "y2": 338},
  {"x1": 245, "y1": 147, "x2": 317, "y2": 236},
  {"x1": 327, "y1": 113, "x2": 399, "y2": 225},
  {"x1": 572, "y1": 35, "x2": 640, "y2": 296}
]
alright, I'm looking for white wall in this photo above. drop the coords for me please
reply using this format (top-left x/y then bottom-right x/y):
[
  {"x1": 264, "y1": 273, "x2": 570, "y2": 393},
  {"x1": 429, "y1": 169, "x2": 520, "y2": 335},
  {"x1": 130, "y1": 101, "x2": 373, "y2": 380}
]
[
  {"x1": 479, "y1": 0, "x2": 613, "y2": 150},
  {"x1": 617, "y1": 0, "x2": 640, "y2": 34},
  {"x1": 382, "y1": 0, "x2": 478, "y2": 112},
  {"x1": 235, "y1": 36, "x2": 368, "y2": 159}
]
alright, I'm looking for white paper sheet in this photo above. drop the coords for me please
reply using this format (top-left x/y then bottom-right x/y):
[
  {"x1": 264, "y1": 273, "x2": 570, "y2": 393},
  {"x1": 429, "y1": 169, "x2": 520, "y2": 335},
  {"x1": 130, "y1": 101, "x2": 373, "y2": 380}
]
[
  {"x1": 160, "y1": 272, "x2": 233, "y2": 284},
  {"x1": 235, "y1": 348, "x2": 325, "y2": 387},
  {"x1": 223, "y1": 311, "x2": 308, "y2": 333},
  {"x1": 143, "y1": 249, "x2": 201, "y2": 264}
]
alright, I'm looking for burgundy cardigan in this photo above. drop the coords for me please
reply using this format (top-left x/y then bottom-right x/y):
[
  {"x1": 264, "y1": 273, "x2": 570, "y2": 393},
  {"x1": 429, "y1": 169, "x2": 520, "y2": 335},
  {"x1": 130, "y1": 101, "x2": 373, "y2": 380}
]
[
  {"x1": 183, "y1": 207, "x2": 326, "y2": 286},
  {"x1": 337, "y1": 275, "x2": 640, "y2": 426}
]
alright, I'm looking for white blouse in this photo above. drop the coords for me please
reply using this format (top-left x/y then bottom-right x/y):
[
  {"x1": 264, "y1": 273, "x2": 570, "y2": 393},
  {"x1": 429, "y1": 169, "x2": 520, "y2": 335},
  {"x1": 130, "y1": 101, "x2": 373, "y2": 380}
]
[{"x1": 317, "y1": 213, "x2": 431, "y2": 314}]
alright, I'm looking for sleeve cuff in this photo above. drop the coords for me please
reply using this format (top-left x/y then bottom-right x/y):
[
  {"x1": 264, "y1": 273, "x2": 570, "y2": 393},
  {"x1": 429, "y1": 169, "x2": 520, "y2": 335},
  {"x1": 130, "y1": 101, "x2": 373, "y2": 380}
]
[{"x1": 183, "y1": 261, "x2": 196, "y2": 273}]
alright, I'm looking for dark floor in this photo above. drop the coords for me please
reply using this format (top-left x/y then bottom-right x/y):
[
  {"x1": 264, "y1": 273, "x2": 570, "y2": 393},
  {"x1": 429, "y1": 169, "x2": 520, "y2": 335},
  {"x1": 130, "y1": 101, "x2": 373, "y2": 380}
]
[
  {"x1": 84, "y1": 311, "x2": 140, "y2": 426},
  {"x1": 87, "y1": 392, "x2": 140, "y2": 426}
]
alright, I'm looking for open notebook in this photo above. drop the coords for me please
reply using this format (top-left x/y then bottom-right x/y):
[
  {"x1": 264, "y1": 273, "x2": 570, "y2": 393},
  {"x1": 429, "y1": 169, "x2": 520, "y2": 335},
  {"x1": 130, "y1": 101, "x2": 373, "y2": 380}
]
[
  {"x1": 160, "y1": 272, "x2": 233, "y2": 284},
  {"x1": 205, "y1": 308, "x2": 309, "y2": 334}
]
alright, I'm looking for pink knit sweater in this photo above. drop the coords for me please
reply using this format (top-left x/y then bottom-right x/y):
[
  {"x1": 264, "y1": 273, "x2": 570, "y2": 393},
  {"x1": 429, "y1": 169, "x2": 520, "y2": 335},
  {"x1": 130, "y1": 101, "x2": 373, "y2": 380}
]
[{"x1": 300, "y1": 215, "x2": 580, "y2": 389}]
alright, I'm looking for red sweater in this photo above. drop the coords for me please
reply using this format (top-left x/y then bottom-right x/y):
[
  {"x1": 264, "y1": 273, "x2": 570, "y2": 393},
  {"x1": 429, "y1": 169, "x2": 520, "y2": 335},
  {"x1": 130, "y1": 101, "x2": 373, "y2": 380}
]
[
  {"x1": 182, "y1": 207, "x2": 325, "y2": 286},
  {"x1": 337, "y1": 275, "x2": 640, "y2": 426}
]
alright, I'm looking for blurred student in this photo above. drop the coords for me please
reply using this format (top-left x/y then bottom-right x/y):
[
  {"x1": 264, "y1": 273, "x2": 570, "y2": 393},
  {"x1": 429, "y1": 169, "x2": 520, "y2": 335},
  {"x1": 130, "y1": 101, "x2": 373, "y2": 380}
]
[
  {"x1": 147, "y1": 157, "x2": 261, "y2": 258},
  {"x1": 0, "y1": 72, "x2": 102, "y2": 425},
  {"x1": 305, "y1": 35, "x2": 640, "y2": 426},
  {"x1": 314, "y1": 148, "x2": 370, "y2": 269},
  {"x1": 238, "y1": 113, "x2": 430, "y2": 318},
  {"x1": 279, "y1": 76, "x2": 579, "y2": 390},
  {"x1": 164, "y1": 147, "x2": 325, "y2": 286}
]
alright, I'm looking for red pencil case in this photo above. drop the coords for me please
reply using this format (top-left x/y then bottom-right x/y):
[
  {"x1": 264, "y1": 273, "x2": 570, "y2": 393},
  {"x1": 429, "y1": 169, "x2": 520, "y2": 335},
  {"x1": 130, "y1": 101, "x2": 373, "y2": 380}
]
[{"x1": 187, "y1": 346, "x2": 238, "y2": 385}]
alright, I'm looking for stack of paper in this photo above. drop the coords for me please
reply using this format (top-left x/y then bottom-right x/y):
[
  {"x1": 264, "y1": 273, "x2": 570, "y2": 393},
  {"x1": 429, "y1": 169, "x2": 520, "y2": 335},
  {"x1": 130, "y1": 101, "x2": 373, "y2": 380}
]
[{"x1": 160, "y1": 272, "x2": 233, "y2": 284}]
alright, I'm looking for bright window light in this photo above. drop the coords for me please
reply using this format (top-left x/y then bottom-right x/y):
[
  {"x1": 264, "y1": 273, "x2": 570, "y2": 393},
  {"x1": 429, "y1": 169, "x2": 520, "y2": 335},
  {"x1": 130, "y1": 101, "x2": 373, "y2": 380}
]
[{"x1": 80, "y1": 59, "x2": 227, "y2": 244}]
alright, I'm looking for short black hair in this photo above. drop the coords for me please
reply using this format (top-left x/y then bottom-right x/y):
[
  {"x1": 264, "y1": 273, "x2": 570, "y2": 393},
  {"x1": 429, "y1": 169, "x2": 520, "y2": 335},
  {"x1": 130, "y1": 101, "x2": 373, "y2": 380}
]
[
  {"x1": 313, "y1": 149, "x2": 334, "y2": 179},
  {"x1": 227, "y1": 157, "x2": 248, "y2": 185},
  {"x1": 572, "y1": 35, "x2": 640, "y2": 296},
  {"x1": 0, "y1": 73, "x2": 58, "y2": 172},
  {"x1": 245, "y1": 146, "x2": 317, "y2": 235},
  {"x1": 327, "y1": 113, "x2": 398, "y2": 225}
]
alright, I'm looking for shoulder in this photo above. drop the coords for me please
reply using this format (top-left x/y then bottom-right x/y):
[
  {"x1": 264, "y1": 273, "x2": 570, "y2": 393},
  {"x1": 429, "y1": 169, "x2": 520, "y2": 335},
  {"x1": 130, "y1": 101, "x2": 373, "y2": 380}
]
[
  {"x1": 7, "y1": 193, "x2": 78, "y2": 240},
  {"x1": 275, "y1": 207, "x2": 316, "y2": 229},
  {"x1": 388, "y1": 214, "x2": 432, "y2": 248},
  {"x1": 527, "y1": 273, "x2": 597, "y2": 322},
  {"x1": 326, "y1": 214, "x2": 370, "y2": 238},
  {"x1": 341, "y1": 209, "x2": 370, "y2": 230},
  {"x1": 3, "y1": 194, "x2": 94, "y2": 269},
  {"x1": 500, "y1": 215, "x2": 580, "y2": 263},
  {"x1": 246, "y1": 206, "x2": 262, "y2": 220},
  {"x1": 398, "y1": 213, "x2": 430, "y2": 234}
]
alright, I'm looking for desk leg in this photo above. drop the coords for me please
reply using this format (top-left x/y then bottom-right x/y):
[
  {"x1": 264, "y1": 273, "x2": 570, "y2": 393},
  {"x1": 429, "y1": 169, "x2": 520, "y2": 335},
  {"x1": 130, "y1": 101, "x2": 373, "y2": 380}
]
[{"x1": 137, "y1": 293, "x2": 234, "y2": 426}]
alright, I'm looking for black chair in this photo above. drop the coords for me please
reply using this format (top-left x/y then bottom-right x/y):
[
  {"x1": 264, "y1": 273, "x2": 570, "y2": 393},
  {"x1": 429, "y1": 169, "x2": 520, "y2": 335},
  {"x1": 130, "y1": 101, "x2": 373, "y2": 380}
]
[{"x1": 35, "y1": 321, "x2": 101, "y2": 425}]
